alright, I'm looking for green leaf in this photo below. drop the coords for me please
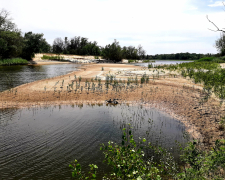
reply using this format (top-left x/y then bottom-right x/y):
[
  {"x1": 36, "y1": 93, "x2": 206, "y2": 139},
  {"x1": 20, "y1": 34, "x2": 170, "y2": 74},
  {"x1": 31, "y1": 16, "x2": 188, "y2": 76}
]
[{"x1": 137, "y1": 176, "x2": 142, "y2": 180}]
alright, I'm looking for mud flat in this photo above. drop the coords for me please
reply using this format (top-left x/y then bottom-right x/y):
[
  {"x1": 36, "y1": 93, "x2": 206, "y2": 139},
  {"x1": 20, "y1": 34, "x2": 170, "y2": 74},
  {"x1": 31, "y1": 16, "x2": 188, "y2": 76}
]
[{"x1": 1, "y1": 63, "x2": 224, "y2": 147}]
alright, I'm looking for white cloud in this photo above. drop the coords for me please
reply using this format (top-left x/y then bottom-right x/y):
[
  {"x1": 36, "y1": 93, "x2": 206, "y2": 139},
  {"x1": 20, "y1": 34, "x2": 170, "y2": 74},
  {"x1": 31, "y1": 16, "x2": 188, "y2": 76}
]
[
  {"x1": 208, "y1": 1, "x2": 224, "y2": 7},
  {"x1": 0, "y1": 0, "x2": 221, "y2": 54}
]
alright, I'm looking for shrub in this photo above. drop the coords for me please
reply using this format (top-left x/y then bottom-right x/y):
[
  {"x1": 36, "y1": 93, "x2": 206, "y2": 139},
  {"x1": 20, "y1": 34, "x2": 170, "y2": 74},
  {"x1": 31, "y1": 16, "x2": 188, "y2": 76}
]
[
  {"x1": 197, "y1": 57, "x2": 215, "y2": 62},
  {"x1": 41, "y1": 55, "x2": 65, "y2": 61},
  {"x1": 0, "y1": 58, "x2": 28, "y2": 66},
  {"x1": 128, "y1": 60, "x2": 135, "y2": 63}
]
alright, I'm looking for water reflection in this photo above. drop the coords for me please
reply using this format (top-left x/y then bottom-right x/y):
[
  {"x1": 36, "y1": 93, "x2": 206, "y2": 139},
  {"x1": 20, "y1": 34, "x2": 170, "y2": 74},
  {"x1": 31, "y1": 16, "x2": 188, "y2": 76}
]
[
  {"x1": 0, "y1": 64, "x2": 81, "y2": 92},
  {"x1": 0, "y1": 103, "x2": 189, "y2": 179}
]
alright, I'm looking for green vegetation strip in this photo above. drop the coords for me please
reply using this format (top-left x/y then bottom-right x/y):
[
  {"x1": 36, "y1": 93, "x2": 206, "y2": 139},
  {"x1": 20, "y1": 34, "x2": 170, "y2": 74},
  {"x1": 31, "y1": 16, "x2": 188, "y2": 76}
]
[
  {"x1": 41, "y1": 55, "x2": 66, "y2": 61},
  {"x1": 0, "y1": 58, "x2": 28, "y2": 66},
  {"x1": 148, "y1": 57, "x2": 225, "y2": 101}
]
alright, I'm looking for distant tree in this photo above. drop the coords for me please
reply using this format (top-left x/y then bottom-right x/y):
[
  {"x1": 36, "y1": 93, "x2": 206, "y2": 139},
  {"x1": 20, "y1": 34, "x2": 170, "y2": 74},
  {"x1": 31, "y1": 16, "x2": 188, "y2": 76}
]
[
  {"x1": 102, "y1": 39, "x2": 123, "y2": 62},
  {"x1": 63, "y1": 37, "x2": 69, "y2": 54},
  {"x1": 52, "y1": 37, "x2": 64, "y2": 54},
  {"x1": 22, "y1": 32, "x2": 51, "y2": 60},
  {"x1": 137, "y1": 44, "x2": 146, "y2": 59},
  {"x1": 0, "y1": 30, "x2": 23, "y2": 59},
  {"x1": 215, "y1": 33, "x2": 225, "y2": 56},
  {"x1": 126, "y1": 46, "x2": 139, "y2": 59},
  {"x1": 0, "y1": 9, "x2": 17, "y2": 32},
  {"x1": 0, "y1": 9, "x2": 23, "y2": 59},
  {"x1": 206, "y1": 2, "x2": 225, "y2": 55}
]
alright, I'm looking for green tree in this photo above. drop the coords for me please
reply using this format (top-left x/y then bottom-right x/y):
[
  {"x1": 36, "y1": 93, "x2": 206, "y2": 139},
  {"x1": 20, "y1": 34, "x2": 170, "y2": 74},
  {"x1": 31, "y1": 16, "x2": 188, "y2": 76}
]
[
  {"x1": 0, "y1": 9, "x2": 17, "y2": 32},
  {"x1": 0, "y1": 30, "x2": 23, "y2": 59},
  {"x1": 0, "y1": 9, "x2": 23, "y2": 59},
  {"x1": 52, "y1": 37, "x2": 64, "y2": 54},
  {"x1": 137, "y1": 44, "x2": 146, "y2": 59},
  {"x1": 215, "y1": 33, "x2": 225, "y2": 56},
  {"x1": 21, "y1": 31, "x2": 51, "y2": 60},
  {"x1": 102, "y1": 39, "x2": 123, "y2": 62}
]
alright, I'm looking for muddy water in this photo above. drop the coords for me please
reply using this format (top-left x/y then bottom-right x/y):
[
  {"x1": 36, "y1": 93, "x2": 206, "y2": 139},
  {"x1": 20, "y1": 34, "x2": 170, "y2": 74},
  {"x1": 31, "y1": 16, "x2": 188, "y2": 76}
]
[
  {"x1": 0, "y1": 64, "x2": 81, "y2": 92},
  {"x1": 0, "y1": 103, "x2": 190, "y2": 179}
]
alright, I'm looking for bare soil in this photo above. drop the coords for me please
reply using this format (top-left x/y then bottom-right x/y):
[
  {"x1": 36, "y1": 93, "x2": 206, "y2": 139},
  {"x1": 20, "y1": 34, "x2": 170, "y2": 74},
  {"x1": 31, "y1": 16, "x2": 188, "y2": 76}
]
[{"x1": 1, "y1": 63, "x2": 224, "y2": 147}]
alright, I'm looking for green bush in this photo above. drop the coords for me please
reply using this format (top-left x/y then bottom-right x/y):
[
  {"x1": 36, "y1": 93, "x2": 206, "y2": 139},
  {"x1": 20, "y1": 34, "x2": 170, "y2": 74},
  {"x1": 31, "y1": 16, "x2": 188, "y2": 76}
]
[
  {"x1": 0, "y1": 58, "x2": 28, "y2": 66},
  {"x1": 128, "y1": 60, "x2": 135, "y2": 63},
  {"x1": 41, "y1": 55, "x2": 65, "y2": 61},
  {"x1": 148, "y1": 63, "x2": 153, "y2": 68},
  {"x1": 197, "y1": 57, "x2": 215, "y2": 62}
]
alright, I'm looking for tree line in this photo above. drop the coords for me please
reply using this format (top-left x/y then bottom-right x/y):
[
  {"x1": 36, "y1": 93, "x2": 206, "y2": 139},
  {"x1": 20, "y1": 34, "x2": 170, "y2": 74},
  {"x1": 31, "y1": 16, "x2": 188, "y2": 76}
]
[
  {"x1": 52, "y1": 37, "x2": 146, "y2": 61},
  {"x1": 0, "y1": 9, "x2": 146, "y2": 62},
  {"x1": 1, "y1": 8, "x2": 224, "y2": 62},
  {"x1": 145, "y1": 53, "x2": 216, "y2": 60},
  {"x1": 0, "y1": 9, "x2": 51, "y2": 60}
]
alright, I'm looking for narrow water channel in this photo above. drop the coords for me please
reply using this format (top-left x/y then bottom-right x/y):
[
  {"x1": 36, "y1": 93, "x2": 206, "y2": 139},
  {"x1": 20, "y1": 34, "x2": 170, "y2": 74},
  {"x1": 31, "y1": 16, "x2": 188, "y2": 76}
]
[
  {"x1": 0, "y1": 64, "x2": 81, "y2": 92},
  {"x1": 0, "y1": 103, "x2": 190, "y2": 179}
]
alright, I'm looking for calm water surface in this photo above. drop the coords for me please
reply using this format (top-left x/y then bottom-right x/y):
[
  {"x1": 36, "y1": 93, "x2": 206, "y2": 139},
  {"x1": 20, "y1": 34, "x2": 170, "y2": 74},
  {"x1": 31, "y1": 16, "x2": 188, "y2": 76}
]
[
  {"x1": 0, "y1": 64, "x2": 81, "y2": 92},
  {"x1": 0, "y1": 103, "x2": 190, "y2": 179}
]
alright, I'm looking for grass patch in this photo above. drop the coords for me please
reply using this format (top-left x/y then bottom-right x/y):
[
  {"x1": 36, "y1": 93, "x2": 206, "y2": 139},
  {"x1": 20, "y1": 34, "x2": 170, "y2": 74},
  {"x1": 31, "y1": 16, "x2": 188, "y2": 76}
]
[
  {"x1": 128, "y1": 59, "x2": 136, "y2": 63},
  {"x1": 143, "y1": 60, "x2": 155, "y2": 63},
  {"x1": 0, "y1": 58, "x2": 28, "y2": 66},
  {"x1": 41, "y1": 55, "x2": 65, "y2": 61},
  {"x1": 197, "y1": 57, "x2": 215, "y2": 62},
  {"x1": 197, "y1": 56, "x2": 225, "y2": 63}
]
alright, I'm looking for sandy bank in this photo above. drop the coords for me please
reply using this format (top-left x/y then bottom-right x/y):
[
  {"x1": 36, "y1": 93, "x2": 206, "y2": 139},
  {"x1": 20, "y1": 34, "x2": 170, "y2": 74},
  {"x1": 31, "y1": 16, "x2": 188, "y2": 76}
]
[
  {"x1": 1, "y1": 63, "x2": 224, "y2": 147},
  {"x1": 29, "y1": 60, "x2": 71, "y2": 65}
]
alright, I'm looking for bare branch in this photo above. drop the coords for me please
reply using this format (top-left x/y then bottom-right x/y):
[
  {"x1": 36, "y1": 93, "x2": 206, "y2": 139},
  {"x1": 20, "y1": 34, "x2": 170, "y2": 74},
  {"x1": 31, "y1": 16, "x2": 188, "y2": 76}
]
[
  {"x1": 206, "y1": 15, "x2": 225, "y2": 33},
  {"x1": 208, "y1": 28, "x2": 219, "y2": 32}
]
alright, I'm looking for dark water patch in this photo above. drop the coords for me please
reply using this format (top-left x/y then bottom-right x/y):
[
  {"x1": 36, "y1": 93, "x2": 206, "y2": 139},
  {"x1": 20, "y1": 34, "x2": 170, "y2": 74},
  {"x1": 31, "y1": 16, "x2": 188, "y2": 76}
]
[
  {"x1": 0, "y1": 64, "x2": 81, "y2": 92},
  {"x1": 0, "y1": 103, "x2": 190, "y2": 179}
]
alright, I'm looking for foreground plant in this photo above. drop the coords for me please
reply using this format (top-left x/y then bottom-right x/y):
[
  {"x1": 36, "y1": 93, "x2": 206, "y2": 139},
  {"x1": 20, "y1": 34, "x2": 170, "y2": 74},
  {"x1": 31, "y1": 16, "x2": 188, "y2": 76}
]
[
  {"x1": 177, "y1": 139, "x2": 225, "y2": 179},
  {"x1": 69, "y1": 125, "x2": 178, "y2": 179}
]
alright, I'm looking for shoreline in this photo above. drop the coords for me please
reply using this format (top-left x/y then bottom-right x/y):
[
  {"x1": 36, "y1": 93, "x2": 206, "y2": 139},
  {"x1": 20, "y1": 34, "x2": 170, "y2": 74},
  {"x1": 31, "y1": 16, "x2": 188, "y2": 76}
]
[{"x1": 1, "y1": 63, "x2": 224, "y2": 147}]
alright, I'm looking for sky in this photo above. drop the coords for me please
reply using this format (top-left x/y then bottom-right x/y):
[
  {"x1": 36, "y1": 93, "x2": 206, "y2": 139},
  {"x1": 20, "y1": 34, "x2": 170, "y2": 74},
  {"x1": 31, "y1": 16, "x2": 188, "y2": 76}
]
[{"x1": 1, "y1": 0, "x2": 225, "y2": 55}]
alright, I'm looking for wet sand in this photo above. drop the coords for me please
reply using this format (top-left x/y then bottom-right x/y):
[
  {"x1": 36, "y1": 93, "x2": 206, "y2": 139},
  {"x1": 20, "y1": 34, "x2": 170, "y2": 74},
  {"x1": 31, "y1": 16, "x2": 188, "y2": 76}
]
[{"x1": 1, "y1": 63, "x2": 224, "y2": 147}]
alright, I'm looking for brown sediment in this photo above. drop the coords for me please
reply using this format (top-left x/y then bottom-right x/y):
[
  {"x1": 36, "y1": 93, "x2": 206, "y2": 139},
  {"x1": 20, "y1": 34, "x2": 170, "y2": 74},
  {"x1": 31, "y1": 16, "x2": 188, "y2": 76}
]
[{"x1": 1, "y1": 63, "x2": 224, "y2": 147}]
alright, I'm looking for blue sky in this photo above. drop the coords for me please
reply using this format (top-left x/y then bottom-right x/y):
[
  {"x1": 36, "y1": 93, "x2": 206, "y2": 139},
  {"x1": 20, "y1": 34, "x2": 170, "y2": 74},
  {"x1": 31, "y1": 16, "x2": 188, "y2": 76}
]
[{"x1": 1, "y1": 0, "x2": 225, "y2": 55}]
